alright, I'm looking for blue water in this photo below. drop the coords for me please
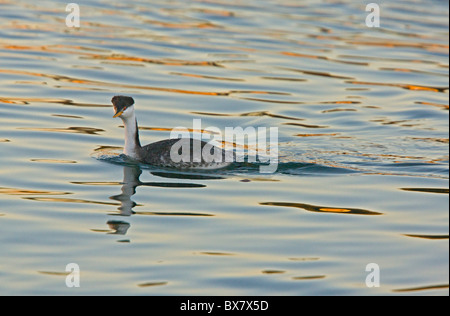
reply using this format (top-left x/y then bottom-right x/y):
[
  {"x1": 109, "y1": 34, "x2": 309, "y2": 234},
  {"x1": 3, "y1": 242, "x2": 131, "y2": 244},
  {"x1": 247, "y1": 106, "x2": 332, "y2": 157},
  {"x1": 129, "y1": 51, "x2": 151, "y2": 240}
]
[{"x1": 0, "y1": 0, "x2": 448, "y2": 295}]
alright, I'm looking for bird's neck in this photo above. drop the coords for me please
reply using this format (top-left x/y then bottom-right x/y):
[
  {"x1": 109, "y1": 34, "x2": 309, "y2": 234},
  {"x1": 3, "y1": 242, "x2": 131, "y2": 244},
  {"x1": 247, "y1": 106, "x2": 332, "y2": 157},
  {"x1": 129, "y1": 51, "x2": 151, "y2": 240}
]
[{"x1": 121, "y1": 111, "x2": 141, "y2": 159}]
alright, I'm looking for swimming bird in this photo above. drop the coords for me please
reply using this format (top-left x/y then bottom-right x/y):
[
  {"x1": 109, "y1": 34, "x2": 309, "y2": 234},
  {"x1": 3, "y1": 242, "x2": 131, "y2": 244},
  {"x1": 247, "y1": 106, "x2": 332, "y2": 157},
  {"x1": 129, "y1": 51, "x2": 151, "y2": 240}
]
[{"x1": 111, "y1": 95, "x2": 234, "y2": 169}]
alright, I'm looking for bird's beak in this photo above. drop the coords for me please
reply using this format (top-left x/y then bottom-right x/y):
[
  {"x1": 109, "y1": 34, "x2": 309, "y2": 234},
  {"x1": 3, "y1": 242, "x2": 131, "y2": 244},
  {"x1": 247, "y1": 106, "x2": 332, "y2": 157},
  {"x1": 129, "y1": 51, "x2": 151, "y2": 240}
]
[{"x1": 113, "y1": 107, "x2": 126, "y2": 118}]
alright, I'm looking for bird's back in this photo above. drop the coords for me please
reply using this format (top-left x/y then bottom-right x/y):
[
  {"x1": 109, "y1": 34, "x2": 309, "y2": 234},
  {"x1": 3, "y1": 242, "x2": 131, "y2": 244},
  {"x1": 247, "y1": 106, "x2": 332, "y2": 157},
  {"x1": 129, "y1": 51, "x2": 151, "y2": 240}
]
[{"x1": 138, "y1": 138, "x2": 234, "y2": 169}]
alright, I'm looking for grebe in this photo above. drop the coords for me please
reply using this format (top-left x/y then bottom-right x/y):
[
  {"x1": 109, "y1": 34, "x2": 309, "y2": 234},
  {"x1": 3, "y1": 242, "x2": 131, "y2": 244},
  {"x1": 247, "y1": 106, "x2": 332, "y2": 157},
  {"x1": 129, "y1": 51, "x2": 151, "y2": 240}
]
[{"x1": 111, "y1": 95, "x2": 234, "y2": 169}]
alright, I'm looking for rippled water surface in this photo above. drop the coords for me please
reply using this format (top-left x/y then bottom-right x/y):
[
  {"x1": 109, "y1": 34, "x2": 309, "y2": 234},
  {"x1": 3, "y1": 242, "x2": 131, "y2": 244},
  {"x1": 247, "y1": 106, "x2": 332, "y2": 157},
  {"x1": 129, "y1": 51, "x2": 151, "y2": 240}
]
[{"x1": 0, "y1": 0, "x2": 448, "y2": 295}]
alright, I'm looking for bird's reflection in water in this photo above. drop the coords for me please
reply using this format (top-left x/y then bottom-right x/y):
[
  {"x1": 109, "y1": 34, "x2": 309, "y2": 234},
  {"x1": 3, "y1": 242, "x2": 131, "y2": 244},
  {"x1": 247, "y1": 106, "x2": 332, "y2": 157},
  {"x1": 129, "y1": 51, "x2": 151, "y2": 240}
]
[
  {"x1": 109, "y1": 166, "x2": 142, "y2": 217},
  {"x1": 106, "y1": 220, "x2": 131, "y2": 235},
  {"x1": 107, "y1": 165, "x2": 220, "y2": 235}
]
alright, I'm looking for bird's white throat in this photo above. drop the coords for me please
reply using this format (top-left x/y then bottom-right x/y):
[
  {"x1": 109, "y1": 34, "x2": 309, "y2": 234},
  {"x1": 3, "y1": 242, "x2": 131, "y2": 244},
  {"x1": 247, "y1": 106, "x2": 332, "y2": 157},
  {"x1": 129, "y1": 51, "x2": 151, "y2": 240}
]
[{"x1": 120, "y1": 108, "x2": 140, "y2": 159}]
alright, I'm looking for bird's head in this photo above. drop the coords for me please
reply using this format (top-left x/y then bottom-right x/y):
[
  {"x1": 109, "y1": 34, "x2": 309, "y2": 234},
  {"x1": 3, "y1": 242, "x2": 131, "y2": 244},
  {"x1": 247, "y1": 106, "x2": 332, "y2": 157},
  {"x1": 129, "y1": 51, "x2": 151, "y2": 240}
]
[{"x1": 111, "y1": 95, "x2": 135, "y2": 119}]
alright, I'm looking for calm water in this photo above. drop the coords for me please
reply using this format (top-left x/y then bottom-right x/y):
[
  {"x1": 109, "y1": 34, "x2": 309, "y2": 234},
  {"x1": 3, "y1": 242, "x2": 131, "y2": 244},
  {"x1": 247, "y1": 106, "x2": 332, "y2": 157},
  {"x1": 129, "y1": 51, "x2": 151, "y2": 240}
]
[{"x1": 0, "y1": 0, "x2": 448, "y2": 295}]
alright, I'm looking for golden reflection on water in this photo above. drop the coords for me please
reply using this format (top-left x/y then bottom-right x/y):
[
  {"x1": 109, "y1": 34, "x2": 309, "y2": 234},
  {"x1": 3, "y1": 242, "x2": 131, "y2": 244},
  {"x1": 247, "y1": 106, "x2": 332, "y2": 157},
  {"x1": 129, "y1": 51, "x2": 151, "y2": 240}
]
[
  {"x1": 85, "y1": 53, "x2": 225, "y2": 67},
  {"x1": 0, "y1": 0, "x2": 447, "y2": 296},
  {"x1": 321, "y1": 108, "x2": 357, "y2": 113},
  {"x1": 23, "y1": 197, "x2": 120, "y2": 206},
  {"x1": 282, "y1": 67, "x2": 354, "y2": 80},
  {"x1": 51, "y1": 114, "x2": 84, "y2": 119},
  {"x1": 346, "y1": 80, "x2": 448, "y2": 93},
  {"x1": 37, "y1": 271, "x2": 70, "y2": 276},
  {"x1": 292, "y1": 275, "x2": 326, "y2": 280},
  {"x1": 295, "y1": 133, "x2": 340, "y2": 137},
  {"x1": 0, "y1": 96, "x2": 109, "y2": 107},
  {"x1": 392, "y1": 284, "x2": 449, "y2": 293},
  {"x1": 262, "y1": 270, "x2": 285, "y2": 274},
  {"x1": 409, "y1": 138, "x2": 449, "y2": 144},
  {"x1": 400, "y1": 188, "x2": 449, "y2": 194},
  {"x1": 345, "y1": 39, "x2": 448, "y2": 52},
  {"x1": 71, "y1": 181, "x2": 122, "y2": 186},
  {"x1": 403, "y1": 234, "x2": 449, "y2": 240},
  {"x1": 260, "y1": 76, "x2": 307, "y2": 82},
  {"x1": 191, "y1": 111, "x2": 304, "y2": 121},
  {"x1": 93, "y1": 145, "x2": 122, "y2": 152},
  {"x1": 288, "y1": 257, "x2": 320, "y2": 261},
  {"x1": 18, "y1": 127, "x2": 104, "y2": 135},
  {"x1": 260, "y1": 202, "x2": 383, "y2": 215},
  {"x1": 137, "y1": 281, "x2": 168, "y2": 288},
  {"x1": 197, "y1": 252, "x2": 235, "y2": 256},
  {"x1": 30, "y1": 159, "x2": 77, "y2": 164},
  {"x1": 0, "y1": 187, "x2": 70, "y2": 196},
  {"x1": 170, "y1": 71, "x2": 244, "y2": 82},
  {"x1": 280, "y1": 51, "x2": 369, "y2": 66},
  {"x1": 135, "y1": 211, "x2": 213, "y2": 216},
  {"x1": 1, "y1": 65, "x2": 295, "y2": 96},
  {"x1": 379, "y1": 67, "x2": 449, "y2": 77},
  {"x1": 414, "y1": 101, "x2": 449, "y2": 111},
  {"x1": 0, "y1": 68, "x2": 230, "y2": 96},
  {"x1": 284, "y1": 122, "x2": 329, "y2": 129}
]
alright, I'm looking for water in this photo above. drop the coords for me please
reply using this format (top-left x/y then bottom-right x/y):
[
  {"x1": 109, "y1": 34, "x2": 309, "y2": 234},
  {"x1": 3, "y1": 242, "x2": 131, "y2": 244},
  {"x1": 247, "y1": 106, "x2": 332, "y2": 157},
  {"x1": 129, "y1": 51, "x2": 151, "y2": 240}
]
[{"x1": 0, "y1": 0, "x2": 448, "y2": 295}]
